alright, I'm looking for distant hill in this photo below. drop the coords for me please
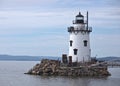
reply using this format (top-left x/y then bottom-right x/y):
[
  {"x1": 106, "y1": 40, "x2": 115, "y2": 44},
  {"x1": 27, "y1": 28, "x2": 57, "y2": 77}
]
[
  {"x1": 97, "y1": 56, "x2": 120, "y2": 62},
  {"x1": 0, "y1": 55, "x2": 61, "y2": 61},
  {"x1": 0, "y1": 55, "x2": 120, "y2": 62}
]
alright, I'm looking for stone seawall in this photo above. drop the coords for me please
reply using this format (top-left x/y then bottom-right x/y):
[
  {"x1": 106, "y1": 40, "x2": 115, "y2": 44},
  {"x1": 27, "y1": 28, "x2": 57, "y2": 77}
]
[{"x1": 25, "y1": 59, "x2": 110, "y2": 77}]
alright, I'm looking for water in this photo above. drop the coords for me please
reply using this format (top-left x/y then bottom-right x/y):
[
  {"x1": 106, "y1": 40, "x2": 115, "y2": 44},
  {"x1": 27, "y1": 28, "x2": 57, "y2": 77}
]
[{"x1": 0, "y1": 61, "x2": 120, "y2": 86}]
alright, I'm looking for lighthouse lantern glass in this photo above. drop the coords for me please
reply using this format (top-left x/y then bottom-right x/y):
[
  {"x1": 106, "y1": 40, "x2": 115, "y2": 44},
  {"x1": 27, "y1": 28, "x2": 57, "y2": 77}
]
[{"x1": 76, "y1": 17, "x2": 83, "y2": 20}]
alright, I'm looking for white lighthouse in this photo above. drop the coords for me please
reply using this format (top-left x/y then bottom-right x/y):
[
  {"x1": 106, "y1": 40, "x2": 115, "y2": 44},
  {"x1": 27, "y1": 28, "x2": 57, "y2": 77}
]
[{"x1": 68, "y1": 12, "x2": 92, "y2": 62}]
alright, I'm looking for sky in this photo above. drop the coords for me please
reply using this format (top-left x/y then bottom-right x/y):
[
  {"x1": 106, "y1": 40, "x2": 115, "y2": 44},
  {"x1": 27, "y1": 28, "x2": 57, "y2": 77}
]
[{"x1": 0, "y1": 0, "x2": 120, "y2": 57}]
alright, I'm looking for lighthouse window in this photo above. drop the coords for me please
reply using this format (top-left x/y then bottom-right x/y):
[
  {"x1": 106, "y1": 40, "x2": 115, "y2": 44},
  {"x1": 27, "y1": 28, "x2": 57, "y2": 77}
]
[
  {"x1": 73, "y1": 49, "x2": 78, "y2": 55},
  {"x1": 76, "y1": 17, "x2": 83, "y2": 20},
  {"x1": 70, "y1": 40, "x2": 73, "y2": 46},
  {"x1": 84, "y1": 40, "x2": 87, "y2": 47}
]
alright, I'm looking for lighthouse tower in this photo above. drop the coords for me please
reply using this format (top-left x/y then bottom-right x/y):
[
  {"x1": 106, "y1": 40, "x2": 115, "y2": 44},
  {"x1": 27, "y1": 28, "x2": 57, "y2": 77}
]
[{"x1": 68, "y1": 12, "x2": 92, "y2": 62}]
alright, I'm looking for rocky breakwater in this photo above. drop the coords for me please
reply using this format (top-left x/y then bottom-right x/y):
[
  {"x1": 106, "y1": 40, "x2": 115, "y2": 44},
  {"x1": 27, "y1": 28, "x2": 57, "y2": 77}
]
[{"x1": 25, "y1": 59, "x2": 110, "y2": 76}]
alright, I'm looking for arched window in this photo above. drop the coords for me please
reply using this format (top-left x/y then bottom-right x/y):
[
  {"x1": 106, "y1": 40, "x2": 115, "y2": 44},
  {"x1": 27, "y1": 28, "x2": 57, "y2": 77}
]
[
  {"x1": 70, "y1": 40, "x2": 73, "y2": 46},
  {"x1": 73, "y1": 49, "x2": 78, "y2": 55},
  {"x1": 84, "y1": 40, "x2": 87, "y2": 47}
]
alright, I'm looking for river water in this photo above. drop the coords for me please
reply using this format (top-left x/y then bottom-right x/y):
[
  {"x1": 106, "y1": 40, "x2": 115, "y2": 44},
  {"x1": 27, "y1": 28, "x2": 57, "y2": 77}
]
[{"x1": 0, "y1": 61, "x2": 120, "y2": 86}]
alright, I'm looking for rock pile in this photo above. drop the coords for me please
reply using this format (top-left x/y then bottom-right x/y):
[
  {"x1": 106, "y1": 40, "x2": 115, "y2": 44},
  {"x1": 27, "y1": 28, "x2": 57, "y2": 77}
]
[
  {"x1": 26, "y1": 59, "x2": 110, "y2": 76},
  {"x1": 26, "y1": 59, "x2": 60, "y2": 75}
]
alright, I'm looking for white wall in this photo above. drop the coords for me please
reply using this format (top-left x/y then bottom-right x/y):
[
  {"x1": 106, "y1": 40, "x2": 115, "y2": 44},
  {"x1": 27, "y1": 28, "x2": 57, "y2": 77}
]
[{"x1": 68, "y1": 27, "x2": 91, "y2": 62}]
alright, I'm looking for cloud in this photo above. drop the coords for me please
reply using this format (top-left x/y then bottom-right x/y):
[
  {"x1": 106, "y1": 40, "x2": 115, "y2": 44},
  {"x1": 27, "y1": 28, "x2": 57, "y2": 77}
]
[
  {"x1": 1, "y1": 7, "x2": 120, "y2": 30},
  {"x1": 0, "y1": 0, "x2": 63, "y2": 11},
  {"x1": 0, "y1": 32, "x2": 68, "y2": 56},
  {"x1": 106, "y1": 0, "x2": 120, "y2": 7},
  {"x1": 0, "y1": 0, "x2": 120, "y2": 56},
  {"x1": 91, "y1": 34, "x2": 120, "y2": 57}
]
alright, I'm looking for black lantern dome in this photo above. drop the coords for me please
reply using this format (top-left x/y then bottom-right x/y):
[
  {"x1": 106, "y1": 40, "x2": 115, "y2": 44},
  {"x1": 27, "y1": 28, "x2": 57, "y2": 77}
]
[{"x1": 74, "y1": 12, "x2": 84, "y2": 24}]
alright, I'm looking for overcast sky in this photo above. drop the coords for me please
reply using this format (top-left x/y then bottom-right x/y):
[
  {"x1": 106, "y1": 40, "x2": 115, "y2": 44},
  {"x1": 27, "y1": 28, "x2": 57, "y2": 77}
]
[{"x1": 0, "y1": 0, "x2": 120, "y2": 57}]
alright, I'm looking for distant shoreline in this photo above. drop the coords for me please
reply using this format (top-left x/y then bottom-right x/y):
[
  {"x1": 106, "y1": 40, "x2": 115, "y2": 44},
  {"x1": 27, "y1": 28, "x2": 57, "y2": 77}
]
[
  {"x1": 0, "y1": 55, "x2": 61, "y2": 61},
  {"x1": 0, "y1": 55, "x2": 120, "y2": 62}
]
